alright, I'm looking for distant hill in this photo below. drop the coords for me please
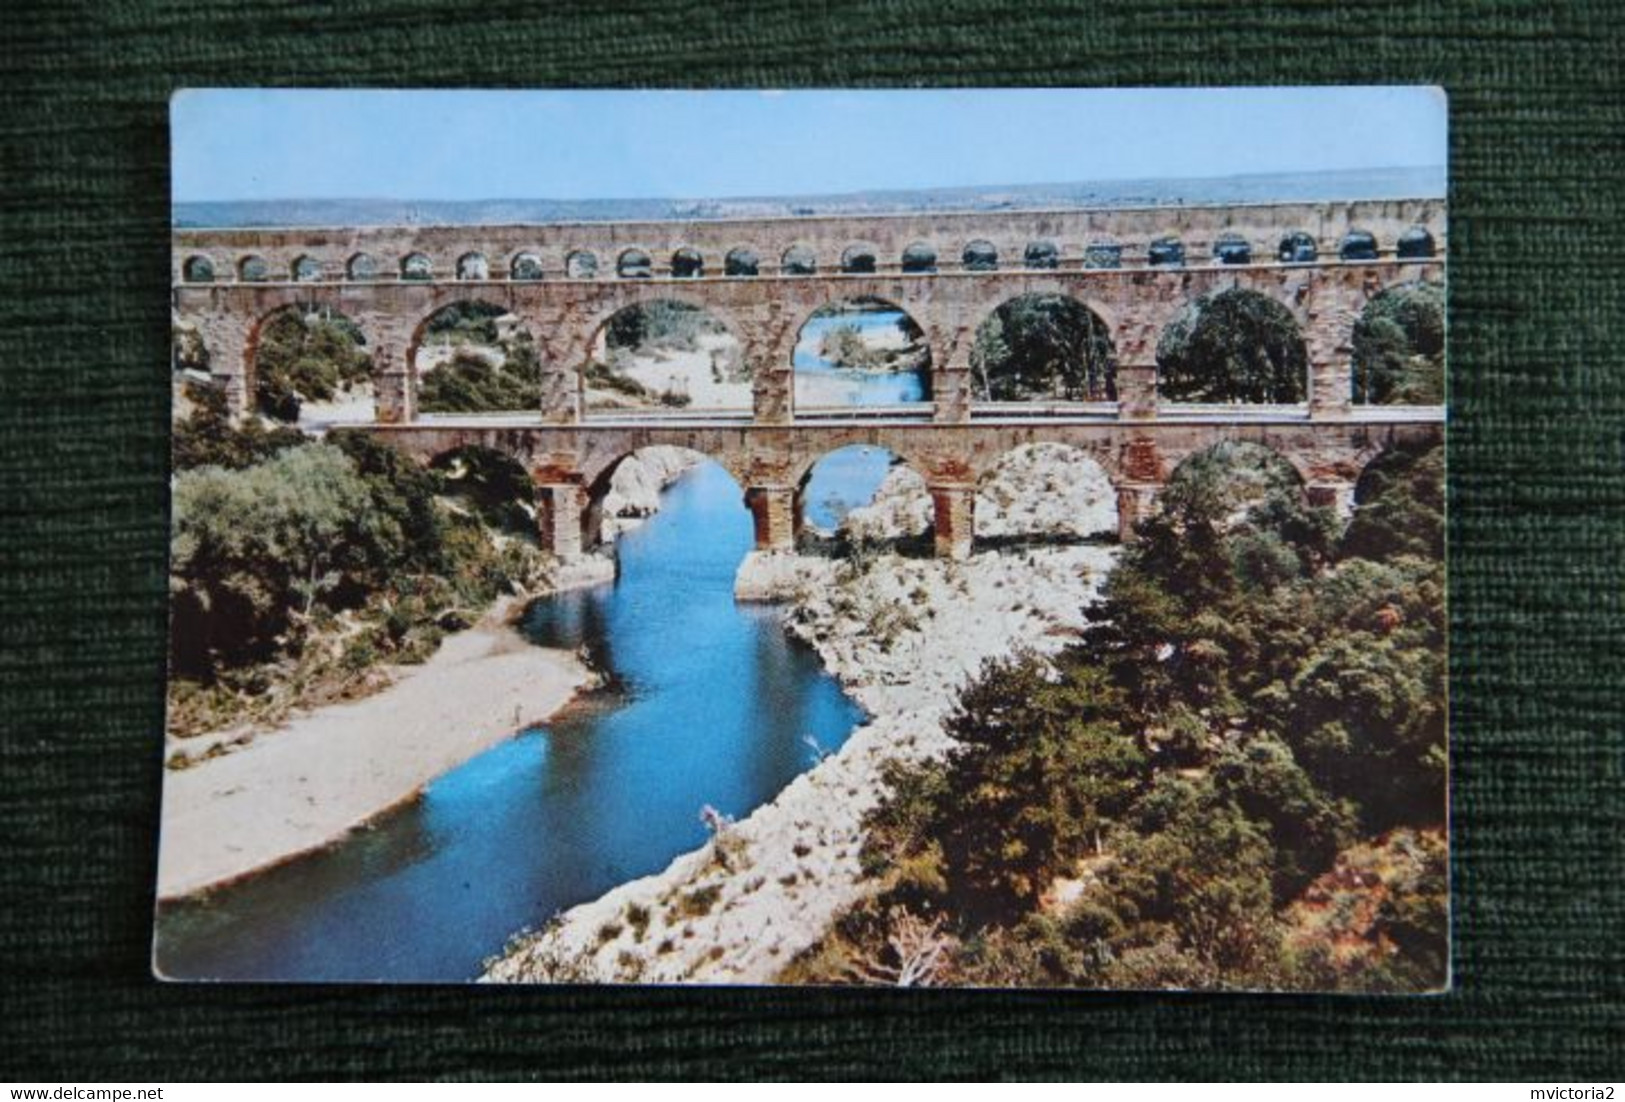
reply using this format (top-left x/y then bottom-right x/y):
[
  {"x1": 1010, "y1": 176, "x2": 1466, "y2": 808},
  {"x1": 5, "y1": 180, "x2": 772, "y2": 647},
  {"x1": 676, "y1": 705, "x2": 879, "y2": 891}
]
[{"x1": 173, "y1": 167, "x2": 1445, "y2": 229}]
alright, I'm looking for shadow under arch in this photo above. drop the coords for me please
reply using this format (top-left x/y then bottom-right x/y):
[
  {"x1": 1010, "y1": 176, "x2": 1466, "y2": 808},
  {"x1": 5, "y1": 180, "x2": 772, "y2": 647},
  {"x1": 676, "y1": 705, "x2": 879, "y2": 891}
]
[
  {"x1": 578, "y1": 296, "x2": 749, "y2": 419},
  {"x1": 974, "y1": 441, "x2": 1119, "y2": 548},
  {"x1": 1155, "y1": 288, "x2": 1309, "y2": 405},
  {"x1": 1351, "y1": 280, "x2": 1445, "y2": 406},
  {"x1": 969, "y1": 292, "x2": 1118, "y2": 405},
  {"x1": 791, "y1": 295, "x2": 932, "y2": 416}
]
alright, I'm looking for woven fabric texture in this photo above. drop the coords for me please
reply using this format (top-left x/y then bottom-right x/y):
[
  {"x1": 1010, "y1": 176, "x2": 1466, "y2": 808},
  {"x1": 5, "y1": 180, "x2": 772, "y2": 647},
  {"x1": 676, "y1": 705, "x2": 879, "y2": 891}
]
[{"x1": 2, "y1": 0, "x2": 1621, "y2": 1081}]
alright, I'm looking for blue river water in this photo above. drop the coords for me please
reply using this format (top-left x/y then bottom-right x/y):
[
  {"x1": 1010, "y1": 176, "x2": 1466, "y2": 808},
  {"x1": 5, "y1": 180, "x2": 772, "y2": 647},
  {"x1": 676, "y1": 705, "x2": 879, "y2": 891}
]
[
  {"x1": 153, "y1": 462, "x2": 866, "y2": 982},
  {"x1": 793, "y1": 310, "x2": 929, "y2": 407}
]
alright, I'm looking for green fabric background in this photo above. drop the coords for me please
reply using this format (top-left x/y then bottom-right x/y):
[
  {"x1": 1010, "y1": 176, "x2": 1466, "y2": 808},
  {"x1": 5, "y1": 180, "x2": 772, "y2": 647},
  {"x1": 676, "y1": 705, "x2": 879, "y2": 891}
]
[{"x1": 2, "y1": 0, "x2": 1621, "y2": 1081}]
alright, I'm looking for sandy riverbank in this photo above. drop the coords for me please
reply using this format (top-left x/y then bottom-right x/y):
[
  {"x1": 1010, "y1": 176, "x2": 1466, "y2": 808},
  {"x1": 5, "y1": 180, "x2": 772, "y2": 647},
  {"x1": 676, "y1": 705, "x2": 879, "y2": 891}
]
[
  {"x1": 483, "y1": 534, "x2": 1121, "y2": 984},
  {"x1": 156, "y1": 594, "x2": 597, "y2": 901}
]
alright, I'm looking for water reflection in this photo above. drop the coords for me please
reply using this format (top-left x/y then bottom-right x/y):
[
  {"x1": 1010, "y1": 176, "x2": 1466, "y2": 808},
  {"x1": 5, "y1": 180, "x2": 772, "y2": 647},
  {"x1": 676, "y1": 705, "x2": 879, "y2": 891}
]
[{"x1": 154, "y1": 461, "x2": 863, "y2": 982}]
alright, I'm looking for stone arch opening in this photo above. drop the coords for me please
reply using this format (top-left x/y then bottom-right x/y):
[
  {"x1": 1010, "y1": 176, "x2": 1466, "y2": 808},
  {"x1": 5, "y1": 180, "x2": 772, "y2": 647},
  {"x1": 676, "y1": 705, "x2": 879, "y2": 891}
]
[
  {"x1": 671, "y1": 248, "x2": 704, "y2": 278},
  {"x1": 565, "y1": 250, "x2": 599, "y2": 279},
  {"x1": 794, "y1": 444, "x2": 931, "y2": 554},
  {"x1": 582, "y1": 299, "x2": 747, "y2": 417},
  {"x1": 840, "y1": 244, "x2": 877, "y2": 274},
  {"x1": 427, "y1": 445, "x2": 540, "y2": 542},
  {"x1": 1340, "y1": 229, "x2": 1379, "y2": 261},
  {"x1": 510, "y1": 252, "x2": 544, "y2": 281},
  {"x1": 1397, "y1": 226, "x2": 1437, "y2": 260},
  {"x1": 1213, "y1": 234, "x2": 1252, "y2": 265},
  {"x1": 581, "y1": 446, "x2": 742, "y2": 552},
  {"x1": 724, "y1": 247, "x2": 760, "y2": 277},
  {"x1": 901, "y1": 241, "x2": 938, "y2": 273},
  {"x1": 1341, "y1": 437, "x2": 1444, "y2": 561},
  {"x1": 1148, "y1": 237, "x2": 1185, "y2": 267},
  {"x1": 1084, "y1": 239, "x2": 1123, "y2": 269},
  {"x1": 401, "y1": 253, "x2": 433, "y2": 281},
  {"x1": 792, "y1": 296, "x2": 932, "y2": 414},
  {"x1": 1156, "y1": 288, "x2": 1309, "y2": 404},
  {"x1": 244, "y1": 301, "x2": 373, "y2": 424},
  {"x1": 1278, "y1": 231, "x2": 1318, "y2": 263},
  {"x1": 1024, "y1": 240, "x2": 1060, "y2": 270},
  {"x1": 181, "y1": 255, "x2": 215, "y2": 283},
  {"x1": 346, "y1": 252, "x2": 380, "y2": 281},
  {"x1": 238, "y1": 255, "x2": 270, "y2": 283},
  {"x1": 617, "y1": 249, "x2": 652, "y2": 279},
  {"x1": 411, "y1": 300, "x2": 540, "y2": 415},
  {"x1": 970, "y1": 293, "x2": 1117, "y2": 403},
  {"x1": 1351, "y1": 281, "x2": 1444, "y2": 405},
  {"x1": 781, "y1": 244, "x2": 816, "y2": 275},
  {"x1": 291, "y1": 255, "x2": 323, "y2": 282},
  {"x1": 975, "y1": 443, "x2": 1118, "y2": 546},
  {"x1": 456, "y1": 252, "x2": 489, "y2": 281},
  {"x1": 1161, "y1": 441, "x2": 1319, "y2": 556},
  {"x1": 962, "y1": 239, "x2": 999, "y2": 271}
]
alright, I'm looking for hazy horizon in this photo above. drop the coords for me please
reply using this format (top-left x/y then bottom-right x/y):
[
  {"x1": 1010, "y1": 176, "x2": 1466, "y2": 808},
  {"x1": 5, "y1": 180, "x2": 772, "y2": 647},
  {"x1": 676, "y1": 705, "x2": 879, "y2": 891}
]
[{"x1": 173, "y1": 88, "x2": 1447, "y2": 209}]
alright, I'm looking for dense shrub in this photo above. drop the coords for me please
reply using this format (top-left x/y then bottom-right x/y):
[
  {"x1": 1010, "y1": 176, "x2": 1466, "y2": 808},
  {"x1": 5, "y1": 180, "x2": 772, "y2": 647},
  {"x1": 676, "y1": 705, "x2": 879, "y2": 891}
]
[
  {"x1": 1157, "y1": 290, "x2": 1308, "y2": 403},
  {"x1": 254, "y1": 306, "x2": 372, "y2": 421},
  {"x1": 789, "y1": 440, "x2": 1447, "y2": 992}
]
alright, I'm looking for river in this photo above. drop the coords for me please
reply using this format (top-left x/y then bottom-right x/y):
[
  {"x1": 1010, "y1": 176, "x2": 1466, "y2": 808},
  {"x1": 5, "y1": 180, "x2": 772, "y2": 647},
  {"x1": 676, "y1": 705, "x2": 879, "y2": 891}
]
[
  {"x1": 793, "y1": 308, "x2": 929, "y2": 407},
  {"x1": 153, "y1": 462, "x2": 866, "y2": 982}
]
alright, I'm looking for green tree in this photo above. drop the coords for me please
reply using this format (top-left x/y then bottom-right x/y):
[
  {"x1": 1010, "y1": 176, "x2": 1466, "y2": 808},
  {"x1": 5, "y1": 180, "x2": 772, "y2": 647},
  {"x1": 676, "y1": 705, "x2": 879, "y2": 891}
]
[
  {"x1": 934, "y1": 655, "x2": 1145, "y2": 917},
  {"x1": 1157, "y1": 289, "x2": 1307, "y2": 403},
  {"x1": 254, "y1": 306, "x2": 372, "y2": 421},
  {"x1": 1090, "y1": 775, "x2": 1283, "y2": 981},
  {"x1": 1352, "y1": 283, "x2": 1444, "y2": 404},
  {"x1": 170, "y1": 444, "x2": 382, "y2": 672}
]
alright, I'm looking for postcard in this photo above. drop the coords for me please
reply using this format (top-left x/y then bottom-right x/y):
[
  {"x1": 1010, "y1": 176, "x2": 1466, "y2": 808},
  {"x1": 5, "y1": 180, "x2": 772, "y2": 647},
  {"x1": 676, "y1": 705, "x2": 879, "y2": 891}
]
[{"x1": 158, "y1": 87, "x2": 1448, "y2": 989}]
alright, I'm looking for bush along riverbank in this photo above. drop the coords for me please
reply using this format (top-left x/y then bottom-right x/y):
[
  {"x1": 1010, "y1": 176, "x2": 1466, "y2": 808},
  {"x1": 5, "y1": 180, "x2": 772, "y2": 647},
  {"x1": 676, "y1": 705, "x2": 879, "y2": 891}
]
[
  {"x1": 484, "y1": 528, "x2": 1123, "y2": 984},
  {"x1": 779, "y1": 441, "x2": 1447, "y2": 992}
]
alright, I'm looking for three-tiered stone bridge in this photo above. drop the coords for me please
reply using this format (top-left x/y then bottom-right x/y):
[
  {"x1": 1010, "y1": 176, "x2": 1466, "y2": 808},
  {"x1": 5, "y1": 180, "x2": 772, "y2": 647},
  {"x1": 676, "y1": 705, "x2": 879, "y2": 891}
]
[{"x1": 172, "y1": 199, "x2": 1445, "y2": 557}]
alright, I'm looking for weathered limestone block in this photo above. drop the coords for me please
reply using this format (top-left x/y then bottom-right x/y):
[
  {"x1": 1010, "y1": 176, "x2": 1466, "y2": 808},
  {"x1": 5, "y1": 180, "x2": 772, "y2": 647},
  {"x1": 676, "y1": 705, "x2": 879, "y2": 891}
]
[
  {"x1": 539, "y1": 359, "x2": 580, "y2": 424},
  {"x1": 754, "y1": 371, "x2": 793, "y2": 425},
  {"x1": 375, "y1": 370, "x2": 415, "y2": 424},
  {"x1": 1308, "y1": 360, "x2": 1353, "y2": 418}
]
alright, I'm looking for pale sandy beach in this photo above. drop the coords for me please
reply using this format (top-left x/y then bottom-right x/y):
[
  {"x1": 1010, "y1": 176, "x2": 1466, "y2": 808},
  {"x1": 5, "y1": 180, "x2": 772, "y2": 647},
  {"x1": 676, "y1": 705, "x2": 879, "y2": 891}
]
[{"x1": 157, "y1": 598, "x2": 594, "y2": 901}]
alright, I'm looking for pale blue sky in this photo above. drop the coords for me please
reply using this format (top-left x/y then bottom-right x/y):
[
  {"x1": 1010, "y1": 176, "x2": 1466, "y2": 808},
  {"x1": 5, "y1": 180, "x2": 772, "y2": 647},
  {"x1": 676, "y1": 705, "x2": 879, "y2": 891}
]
[{"x1": 172, "y1": 88, "x2": 1446, "y2": 203}]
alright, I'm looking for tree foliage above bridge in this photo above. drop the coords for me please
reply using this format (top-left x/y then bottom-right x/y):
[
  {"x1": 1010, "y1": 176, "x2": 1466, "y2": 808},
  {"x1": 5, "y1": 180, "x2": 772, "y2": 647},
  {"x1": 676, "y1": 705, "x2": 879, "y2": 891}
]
[
  {"x1": 1351, "y1": 283, "x2": 1444, "y2": 405},
  {"x1": 970, "y1": 294, "x2": 1117, "y2": 402},
  {"x1": 1156, "y1": 289, "x2": 1308, "y2": 404},
  {"x1": 417, "y1": 303, "x2": 542, "y2": 414}
]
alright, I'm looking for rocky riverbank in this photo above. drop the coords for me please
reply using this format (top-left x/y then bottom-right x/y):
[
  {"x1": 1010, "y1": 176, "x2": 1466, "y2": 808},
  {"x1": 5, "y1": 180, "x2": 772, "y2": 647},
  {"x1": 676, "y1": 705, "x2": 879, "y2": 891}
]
[{"x1": 483, "y1": 449, "x2": 1122, "y2": 983}]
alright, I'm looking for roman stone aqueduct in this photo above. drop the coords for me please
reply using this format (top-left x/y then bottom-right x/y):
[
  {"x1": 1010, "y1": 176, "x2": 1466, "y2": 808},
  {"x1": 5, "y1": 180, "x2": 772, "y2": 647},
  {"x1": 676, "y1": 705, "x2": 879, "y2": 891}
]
[{"x1": 171, "y1": 199, "x2": 1445, "y2": 558}]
